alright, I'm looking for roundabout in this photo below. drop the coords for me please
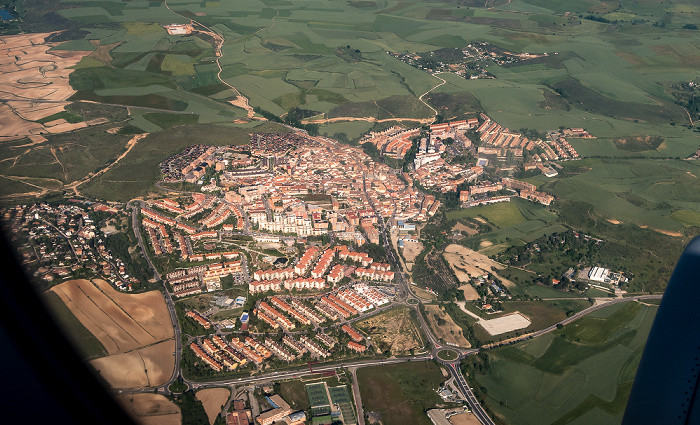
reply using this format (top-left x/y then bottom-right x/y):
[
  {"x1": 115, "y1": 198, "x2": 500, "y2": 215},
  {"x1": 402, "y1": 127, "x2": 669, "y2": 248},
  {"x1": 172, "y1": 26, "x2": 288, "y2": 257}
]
[{"x1": 436, "y1": 349, "x2": 460, "y2": 362}]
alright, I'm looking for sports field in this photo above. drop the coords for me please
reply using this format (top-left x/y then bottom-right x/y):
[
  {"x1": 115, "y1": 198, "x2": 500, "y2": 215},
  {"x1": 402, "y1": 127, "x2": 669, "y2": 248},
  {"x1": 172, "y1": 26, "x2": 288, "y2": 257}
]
[
  {"x1": 450, "y1": 198, "x2": 563, "y2": 253},
  {"x1": 473, "y1": 302, "x2": 657, "y2": 425}
]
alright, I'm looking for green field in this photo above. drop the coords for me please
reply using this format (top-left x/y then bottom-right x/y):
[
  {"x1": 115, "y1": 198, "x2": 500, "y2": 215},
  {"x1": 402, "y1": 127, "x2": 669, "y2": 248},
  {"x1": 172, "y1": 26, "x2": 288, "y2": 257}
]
[
  {"x1": 357, "y1": 361, "x2": 449, "y2": 425},
  {"x1": 448, "y1": 202, "x2": 527, "y2": 228},
  {"x1": 0, "y1": 124, "x2": 134, "y2": 188},
  {"x1": 471, "y1": 302, "x2": 657, "y2": 425}
]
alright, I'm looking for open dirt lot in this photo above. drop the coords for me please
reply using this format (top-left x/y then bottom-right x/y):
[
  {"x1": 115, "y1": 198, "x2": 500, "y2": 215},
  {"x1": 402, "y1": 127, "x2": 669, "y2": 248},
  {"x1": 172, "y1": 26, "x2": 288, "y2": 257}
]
[
  {"x1": 402, "y1": 240, "x2": 424, "y2": 263},
  {"x1": 90, "y1": 339, "x2": 175, "y2": 388},
  {"x1": 51, "y1": 279, "x2": 174, "y2": 354},
  {"x1": 196, "y1": 388, "x2": 231, "y2": 424},
  {"x1": 0, "y1": 33, "x2": 91, "y2": 141},
  {"x1": 477, "y1": 313, "x2": 531, "y2": 336},
  {"x1": 443, "y1": 244, "x2": 514, "y2": 288},
  {"x1": 458, "y1": 284, "x2": 480, "y2": 301},
  {"x1": 450, "y1": 412, "x2": 482, "y2": 425},
  {"x1": 116, "y1": 393, "x2": 181, "y2": 425},
  {"x1": 424, "y1": 305, "x2": 471, "y2": 348},
  {"x1": 355, "y1": 306, "x2": 425, "y2": 355}
]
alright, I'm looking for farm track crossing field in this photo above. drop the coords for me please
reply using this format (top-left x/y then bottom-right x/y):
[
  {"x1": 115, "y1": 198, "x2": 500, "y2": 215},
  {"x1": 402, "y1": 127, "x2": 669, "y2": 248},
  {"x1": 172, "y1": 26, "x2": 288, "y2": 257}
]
[
  {"x1": 50, "y1": 279, "x2": 173, "y2": 354},
  {"x1": 90, "y1": 339, "x2": 176, "y2": 389},
  {"x1": 115, "y1": 394, "x2": 181, "y2": 425}
]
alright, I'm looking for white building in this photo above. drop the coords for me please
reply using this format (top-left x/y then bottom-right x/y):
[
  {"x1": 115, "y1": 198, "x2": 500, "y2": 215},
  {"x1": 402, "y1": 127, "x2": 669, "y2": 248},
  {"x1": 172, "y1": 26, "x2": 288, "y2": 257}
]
[{"x1": 588, "y1": 267, "x2": 610, "y2": 283}]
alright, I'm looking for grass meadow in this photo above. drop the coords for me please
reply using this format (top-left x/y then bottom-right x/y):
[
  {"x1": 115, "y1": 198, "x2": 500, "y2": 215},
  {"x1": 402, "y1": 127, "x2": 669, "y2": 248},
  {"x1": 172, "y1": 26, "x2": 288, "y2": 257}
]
[
  {"x1": 357, "y1": 361, "x2": 451, "y2": 425},
  {"x1": 473, "y1": 302, "x2": 657, "y2": 425}
]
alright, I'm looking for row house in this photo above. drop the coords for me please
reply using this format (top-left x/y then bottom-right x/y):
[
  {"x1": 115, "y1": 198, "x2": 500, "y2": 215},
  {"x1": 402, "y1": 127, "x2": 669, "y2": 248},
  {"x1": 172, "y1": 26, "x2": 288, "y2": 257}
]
[
  {"x1": 282, "y1": 335, "x2": 306, "y2": 355},
  {"x1": 212, "y1": 335, "x2": 247, "y2": 365},
  {"x1": 190, "y1": 231, "x2": 217, "y2": 241},
  {"x1": 328, "y1": 294, "x2": 359, "y2": 316},
  {"x1": 342, "y1": 324, "x2": 364, "y2": 342},
  {"x1": 300, "y1": 336, "x2": 330, "y2": 358},
  {"x1": 145, "y1": 228, "x2": 162, "y2": 256},
  {"x1": 190, "y1": 342, "x2": 222, "y2": 372},
  {"x1": 173, "y1": 281, "x2": 202, "y2": 297},
  {"x1": 176, "y1": 222, "x2": 197, "y2": 234},
  {"x1": 314, "y1": 302, "x2": 339, "y2": 321},
  {"x1": 338, "y1": 289, "x2": 373, "y2": 313},
  {"x1": 348, "y1": 341, "x2": 367, "y2": 353},
  {"x1": 153, "y1": 199, "x2": 184, "y2": 215},
  {"x1": 202, "y1": 261, "x2": 242, "y2": 279},
  {"x1": 254, "y1": 308, "x2": 280, "y2": 329},
  {"x1": 142, "y1": 208, "x2": 176, "y2": 227},
  {"x1": 264, "y1": 339, "x2": 295, "y2": 362},
  {"x1": 245, "y1": 337, "x2": 273, "y2": 359},
  {"x1": 186, "y1": 310, "x2": 211, "y2": 329},
  {"x1": 174, "y1": 233, "x2": 189, "y2": 260},
  {"x1": 290, "y1": 299, "x2": 325, "y2": 324},
  {"x1": 270, "y1": 296, "x2": 311, "y2": 325},
  {"x1": 258, "y1": 301, "x2": 295, "y2": 329},
  {"x1": 229, "y1": 338, "x2": 264, "y2": 364},
  {"x1": 320, "y1": 296, "x2": 351, "y2": 319},
  {"x1": 316, "y1": 332, "x2": 337, "y2": 349}
]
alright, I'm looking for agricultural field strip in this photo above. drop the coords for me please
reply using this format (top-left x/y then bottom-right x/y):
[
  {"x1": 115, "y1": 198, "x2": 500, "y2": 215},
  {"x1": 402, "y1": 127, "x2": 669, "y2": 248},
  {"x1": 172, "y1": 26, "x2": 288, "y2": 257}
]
[{"x1": 51, "y1": 279, "x2": 173, "y2": 355}]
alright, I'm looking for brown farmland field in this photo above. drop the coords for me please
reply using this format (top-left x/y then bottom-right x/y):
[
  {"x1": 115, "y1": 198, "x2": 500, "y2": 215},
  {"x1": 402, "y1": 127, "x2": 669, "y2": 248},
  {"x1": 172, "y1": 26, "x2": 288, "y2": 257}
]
[
  {"x1": 196, "y1": 388, "x2": 231, "y2": 424},
  {"x1": 458, "y1": 284, "x2": 480, "y2": 301},
  {"x1": 0, "y1": 33, "x2": 91, "y2": 141},
  {"x1": 90, "y1": 339, "x2": 175, "y2": 388},
  {"x1": 116, "y1": 393, "x2": 181, "y2": 425},
  {"x1": 51, "y1": 279, "x2": 175, "y2": 389},
  {"x1": 51, "y1": 279, "x2": 173, "y2": 354}
]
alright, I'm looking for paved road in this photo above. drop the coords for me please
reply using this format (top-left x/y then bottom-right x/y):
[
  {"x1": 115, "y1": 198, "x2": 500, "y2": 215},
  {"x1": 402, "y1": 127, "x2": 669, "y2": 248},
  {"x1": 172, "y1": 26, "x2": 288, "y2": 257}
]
[
  {"x1": 447, "y1": 362, "x2": 495, "y2": 425},
  {"x1": 348, "y1": 367, "x2": 366, "y2": 425},
  {"x1": 129, "y1": 201, "x2": 161, "y2": 281},
  {"x1": 128, "y1": 200, "x2": 182, "y2": 391}
]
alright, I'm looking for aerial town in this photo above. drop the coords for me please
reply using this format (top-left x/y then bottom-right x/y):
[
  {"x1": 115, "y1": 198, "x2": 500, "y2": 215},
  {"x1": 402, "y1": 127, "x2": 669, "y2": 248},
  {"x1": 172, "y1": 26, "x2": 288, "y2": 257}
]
[{"x1": 1, "y1": 112, "x2": 626, "y2": 425}]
